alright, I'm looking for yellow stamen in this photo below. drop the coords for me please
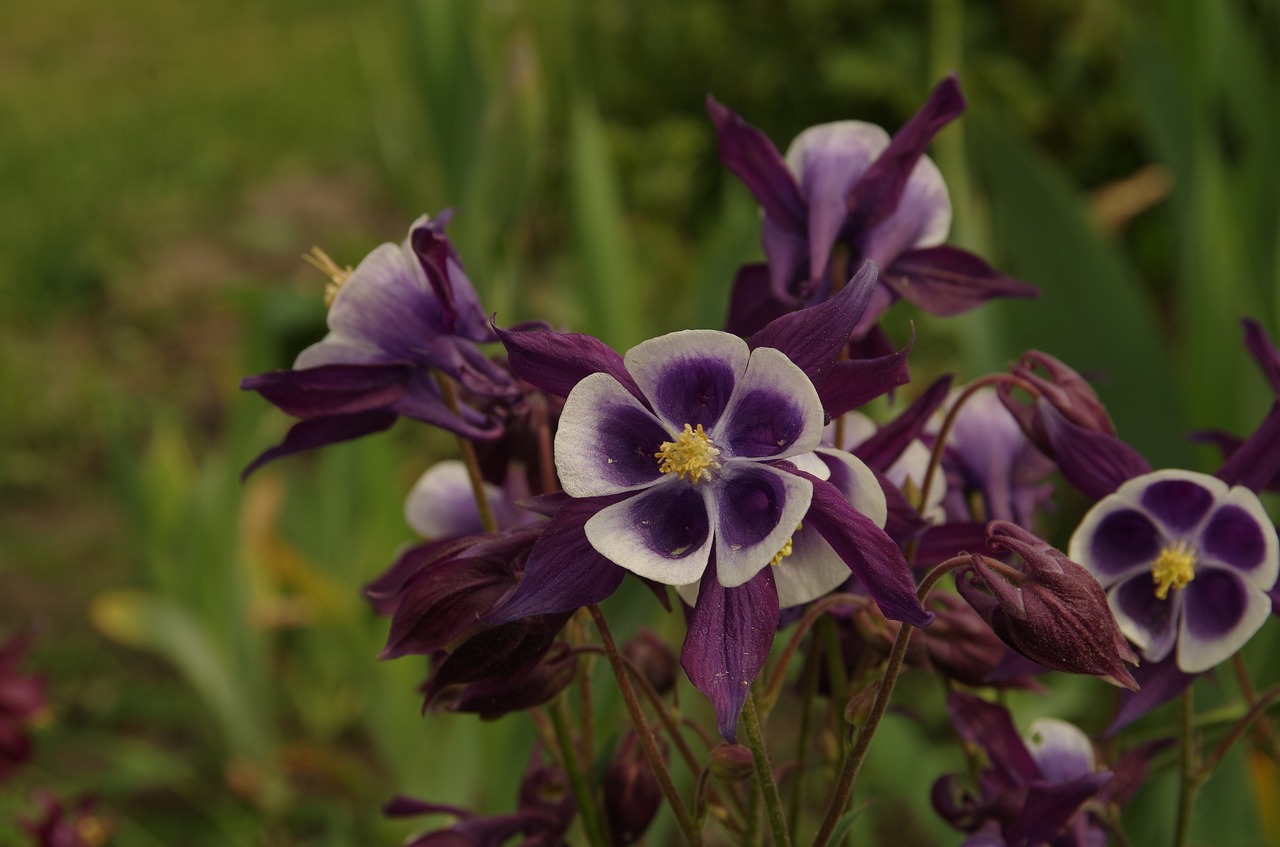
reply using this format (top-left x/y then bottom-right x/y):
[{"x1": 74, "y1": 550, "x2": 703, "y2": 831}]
[
  {"x1": 1152, "y1": 541, "x2": 1196, "y2": 600},
  {"x1": 769, "y1": 522, "x2": 802, "y2": 566},
  {"x1": 303, "y1": 247, "x2": 354, "y2": 308},
  {"x1": 655, "y1": 423, "x2": 722, "y2": 483}
]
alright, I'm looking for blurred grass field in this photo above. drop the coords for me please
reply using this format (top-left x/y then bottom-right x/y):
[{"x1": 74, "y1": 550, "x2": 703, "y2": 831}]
[{"x1": 1, "y1": 0, "x2": 1278, "y2": 844}]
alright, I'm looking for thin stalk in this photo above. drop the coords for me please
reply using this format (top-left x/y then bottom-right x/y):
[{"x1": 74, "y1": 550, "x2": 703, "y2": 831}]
[
  {"x1": 742, "y1": 695, "x2": 790, "y2": 847},
  {"x1": 588, "y1": 605, "x2": 702, "y2": 846},
  {"x1": 760, "y1": 593, "x2": 866, "y2": 710},
  {"x1": 1231, "y1": 654, "x2": 1280, "y2": 761},
  {"x1": 571, "y1": 612, "x2": 597, "y2": 770},
  {"x1": 1173, "y1": 688, "x2": 1199, "y2": 847},
  {"x1": 1199, "y1": 682, "x2": 1280, "y2": 777},
  {"x1": 434, "y1": 372, "x2": 498, "y2": 532},
  {"x1": 549, "y1": 693, "x2": 608, "y2": 847},
  {"x1": 786, "y1": 637, "x2": 822, "y2": 843}
]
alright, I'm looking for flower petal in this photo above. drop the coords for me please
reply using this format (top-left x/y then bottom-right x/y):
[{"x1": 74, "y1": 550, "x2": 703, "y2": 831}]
[
  {"x1": 680, "y1": 562, "x2": 780, "y2": 742},
  {"x1": 881, "y1": 245, "x2": 1038, "y2": 316},
  {"x1": 1040, "y1": 401, "x2": 1151, "y2": 500},
  {"x1": 858, "y1": 154, "x2": 952, "y2": 269},
  {"x1": 1108, "y1": 576, "x2": 1179, "y2": 663},
  {"x1": 1107, "y1": 655, "x2": 1199, "y2": 734},
  {"x1": 1198, "y1": 491, "x2": 1279, "y2": 588},
  {"x1": 497, "y1": 323, "x2": 642, "y2": 400},
  {"x1": 1069, "y1": 504, "x2": 1163, "y2": 585},
  {"x1": 724, "y1": 263, "x2": 793, "y2": 338},
  {"x1": 326, "y1": 242, "x2": 439, "y2": 359},
  {"x1": 624, "y1": 330, "x2": 749, "y2": 431},
  {"x1": 1215, "y1": 400, "x2": 1280, "y2": 493},
  {"x1": 1177, "y1": 568, "x2": 1272, "y2": 673},
  {"x1": 1138, "y1": 474, "x2": 1218, "y2": 533},
  {"x1": 853, "y1": 375, "x2": 953, "y2": 470},
  {"x1": 713, "y1": 463, "x2": 812, "y2": 588},
  {"x1": 815, "y1": 329, "x2": 914, "y2": 418},
  {"x1": 1024, "y1": 718, "x2": 1096, "y2": 783},
  {"x1": 706, "y1": 96, "x2": 807, "y2": 233},
  {"x1": 555, "y1": 373, "x2": 670, "y2": 497},
  {"x1": 585, "y1": 483, "x2": 714, "y2": 586},
  {"x1": 716, "y1": 347, "x2": 824, "y2": 459},
  {"x1": 240, "y1": 410, "x2": 398, "y2": 480},
  {"x1": 242, "y1": 362, "x2": 412, "y2": 417}
]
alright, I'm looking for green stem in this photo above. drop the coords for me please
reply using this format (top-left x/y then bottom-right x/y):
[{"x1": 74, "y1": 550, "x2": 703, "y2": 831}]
[
  {"x1": 434, "y1": 372, "x2": 498, "y2": 532},
  {"x1": 742, "y1": 695, "x2": 790, "y2": 847},
  {"x1": 549, "y1": 694, "x2": 608, "y2": 847},
  {"x1": 786, "y1": 637, "x2": 821, "y2": 844},
  {"x1": 1173, "y1": 688, "x2": 1199, "y2": 847},
  {"x1": 1199, "y1": 682, "x2": 1280, "y2": 777},
  {"x1": 588, "y1": 605, "x2": 702, "y2": 846}
]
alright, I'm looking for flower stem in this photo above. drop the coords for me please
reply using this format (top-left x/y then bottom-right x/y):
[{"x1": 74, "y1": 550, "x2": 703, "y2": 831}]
[
  {"x1": 587, "y1": 605, "x2": 702, "y2": 846},
  {"x1": 1199, "y1": 681, "x2": 1280, "y2": 777},
  {"x1": 434, "y1": 372, "x2": 498, "y2": 533},
  {"x1": 786, "y1": 638, "x2": 821, "y2": 844},
  {"x1": 1173, "y1": 687, "x2": 1199, "y2": 847},
  {"x1": 549, "y1": 693, "x2": 608, "y2": 847},
  {"x1": 742, "y1": 695, "x2": 790, "y2": 847},
  {"x1": 759, "y1": 593, "x2": 866, "y2": 711}
]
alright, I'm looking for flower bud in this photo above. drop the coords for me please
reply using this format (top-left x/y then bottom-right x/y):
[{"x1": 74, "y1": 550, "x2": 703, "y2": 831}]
[
  {"x1": 708, "y1": 744, "x2": 755, "y2": 782},
  {"x1": 956, "y1": 521, "x2": 1139, "y2": 690},
  {"x1": 621, "y1": 629, "x2": 678, "y2": 697},
  {"x1": 1000, "y1": 351, "x2": 1115, "y2": 449},
  {"x1": 604, "y1": 732, "x2": 665, "y2": 846}
]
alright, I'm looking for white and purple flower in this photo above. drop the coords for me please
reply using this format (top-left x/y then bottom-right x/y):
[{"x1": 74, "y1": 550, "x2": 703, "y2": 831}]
[{"x1": 1069, "y1": 469, "x2": 1278, "y2": 674}]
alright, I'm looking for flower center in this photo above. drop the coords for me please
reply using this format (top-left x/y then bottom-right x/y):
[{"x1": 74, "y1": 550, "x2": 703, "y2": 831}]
[
  {"x1": 655, "y1": 423, "x2": 722, "y2": 483},
  {"x1": 1152, "y1": 541, "x2": 1196, "y2": 600},
  {"x1": 303, "y1": 246, "x2": 354, "y2": 308}
]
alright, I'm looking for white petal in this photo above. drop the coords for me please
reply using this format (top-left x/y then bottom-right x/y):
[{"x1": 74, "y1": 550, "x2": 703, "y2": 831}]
[
  {"x1": 555, "y1": 372, "x2": 670, "y2": 497},
  {"x1": 585, "y1": 482, "x2": 715, "y2": 586},
  {"x1": 623, "y1": 330, "x2": 750, "y2": 432},
  {"x1": 713, "y1": 464, "x2": 813, "y2": 589}
]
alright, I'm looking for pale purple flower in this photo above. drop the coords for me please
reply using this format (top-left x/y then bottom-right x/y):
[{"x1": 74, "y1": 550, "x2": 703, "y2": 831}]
[{"x1": 1069, "y1": 469, "x2": 1279, "y2": 673}]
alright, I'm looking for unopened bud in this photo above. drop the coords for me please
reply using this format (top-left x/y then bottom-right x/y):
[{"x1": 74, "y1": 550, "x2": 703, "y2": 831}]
[{"x1": 708, "y1": 744, "x2": 755, "y2": 782}]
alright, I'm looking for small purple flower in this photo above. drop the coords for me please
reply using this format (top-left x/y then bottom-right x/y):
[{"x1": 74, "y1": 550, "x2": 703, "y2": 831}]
[
  {"x1": 710, "y1": 75, "x2": 1036, "y2": 337},
  {"x1": 1069, "y1": 469, "x2": 1279, "y2": 673},
  {"x1": 241, "y1": 213, "x2": 518, "y2": 476},
  {"x1": 404, "y1": 460, "x2": 536, "y2": 540}
]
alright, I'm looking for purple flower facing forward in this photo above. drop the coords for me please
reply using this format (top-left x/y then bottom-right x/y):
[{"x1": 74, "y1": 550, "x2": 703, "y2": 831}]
[
  {"x1": 711, "y1": 75, "x2": 1036, "y2": 336},
  {"x1": 555, "y1": 329, "x2": 829, "y2": 592},
  {"x1": 241, "y1": 213, "x2": 518, "y2": 476},
  {"x1": 1069, "y1": 469, "x2": 1279, "y2": 673}
]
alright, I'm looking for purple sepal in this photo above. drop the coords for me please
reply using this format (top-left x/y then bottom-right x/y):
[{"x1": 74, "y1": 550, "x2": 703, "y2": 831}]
[
  {"x1": 1000, "y1": 351, "x2": 1117, "y2": 453},
  {"x1": 680, "y1": 560, "x2": 780, "y2": 742},
  {"x1": 410, "y1": 219, "x2": 493, "y2": 342},
  {"x1": 705, "y1": 96, "x2": 806, "y2": 233},
  {"x1": 364, "y1": 536, "x2": 477, "y2": 615},
  {"x1": 496, "y1": 323, "x2": 642, "y2": 401},
  {"x1": 446, "y1": 642, "x2": 577, "y2": 720},
  {"x1": 1040, "y1": 401, "x2": 1151, "y2": 501},
  {"x1": 725, "y1": 263, "x2": 795, "y2": 338},
  {"x1": 789, "y1": 468, "x2": 933, "y2": 627},
  {"x1": 240, "y1": 410, "x2": 397, "y2": 481},
  {"x1": 383, "y1": 795, "x2": 470, "y2": 819},
  {"x1": 844, "y1": 74, "x2": 965, "y2": 233},
  {"x1": 946, "y1": 692, "x2": 1039, "y2": 786},
  {"x1": 914, "y1": 522, "x2": 990, "y2": 567},
  {"x1": 241, "y1": 363, "x2": 412, "y2": 417},
  {"x1": 882, "y1": 246, "x2": 1038, "y2": 316},
  {"x1": 420, "y1": 611, "x2": 572, "y2": 705},
  {"x1": 484, "y1": 496, "x2": 629, "y2": 624},
  {"x1": 1243, "y1": 318, "x2": 1280, "y2": 391},
  {"x1": 816, "y1": 327, "x2": 914, "y2": 418},
  {"x1": 748, "y1": 260, "x2": 878, "y2": 383},
  {"x1": 1107, "y1": 656, "x2": 1200, "y2": 735},
  {"x1": 604, "y1": 731, "x2": 667, "y2": 846},
  {"x1": 879, "y1": 469, "x2": 931, "y2": 547},
  {"x1": 854, "y1": 375, "x2": 954, "y2": 470},
  {"x1": 1214, "y1": 401, "x2": 1280, "y2": 493},
  {"x1": 1008, "y1": 772, "x2": 1111, "y2": 847}
]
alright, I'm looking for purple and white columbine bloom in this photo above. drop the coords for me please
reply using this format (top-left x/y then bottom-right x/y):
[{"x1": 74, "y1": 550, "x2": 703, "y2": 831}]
[{"x1": 1069, "y1": 469, "x2": 1278, "y2": 674}]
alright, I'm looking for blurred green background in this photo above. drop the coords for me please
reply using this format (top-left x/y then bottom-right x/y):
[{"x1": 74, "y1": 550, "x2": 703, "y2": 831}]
[{"x1": 2, "y1": 0, "x2": 1278, "y2": 844}]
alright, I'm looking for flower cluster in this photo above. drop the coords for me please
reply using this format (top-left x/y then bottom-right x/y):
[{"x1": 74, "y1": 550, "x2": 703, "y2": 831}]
[{"x1": 242, "y1": 76, "x2": 1280, "y2": 847}]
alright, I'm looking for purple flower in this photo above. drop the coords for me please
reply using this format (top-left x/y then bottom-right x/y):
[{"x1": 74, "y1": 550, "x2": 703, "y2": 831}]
[
  {"x1": 933, "y1": 692, "x2": 1152, "y2": 847},
  {"x1": 0, "y1": 633, "x2": 45, "y2": 783},
  {"x1": 710, "y1": 75, "x2": 1036, "y2": 337},
  {"x1": 1069, "y1": 469, "x2": 1278, "y2": 673},
  {"x1": 404, "y1": 460, "x2": 537, "y2": 540},
  {"x1": 241, "y1": 213, "x2": 518, "y2": 477}
]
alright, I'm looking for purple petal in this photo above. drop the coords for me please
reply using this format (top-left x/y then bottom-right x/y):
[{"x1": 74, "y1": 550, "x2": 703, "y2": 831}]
[
  {"x1": 325, "y1": 242, "x2": 441, "y2": 359},
  {"x1": 1074, "y1": 506, "x2": 1162, "y2": 583},
  {"x1": 485, "y1": 497, "x2": 629, "y2": 624},
  {"x1": 586, "y1": 483, "x2": 714, "y2": 586},
  {"x1": 242, "y1": 363, "x2": 412, "y2": 417},
  {"x1": 882, "y1": 246, "x2": 1038, "y2": 316},
  {"x1": 1107, "y1": 655, "x2": 1199, "y2": 734},
  {"x1": 1040, "y1": 401, "x2": 1151, "y2": 500},
  {"x1": 1178, "y1": 568, "x2": 1272, "y2": 673},
  {"x1": 748, "y1": 260, "x2": 878, "y2": 384},
  {"x1": 496, "y1": 323, "x2": 642, "y2": 400},
  {"x1": 762, "y1": 217, "x2": 811, "y2": 303},
  {"x1": 554, "y1": 373, "x2": 670, "y2": 496},
  {"x1": 815, "y1": 328, "x2": 913, "y2": 417},
  {"x1": 1199, "y1": 503, "x2": 1272, "y2": 575},
  {"x1": 857, "y1": 154, "x2": 952, "y2": 269},
  {"x1": 946, "y1": 692, "x2": 1040, "y2": 787},
  {"x1": 241, "y1": 410, "x2": 397, "y2": 480},
  {"x1": 844, "y1": 74, "x2": 965, "y2": 234},
  {"x1": 1007, "y1": 772, "x2": 1109, "y2": 847},
  {"x1": 717, "y1": 347, "x2": 824, "y2": 459},
  {"x1": 1024, "y1": 718, "x2": 1096, "y2": 783},
  {"x1": 724, "y1": 263, "x2": 794, "y2": 338},
  {"x1": 680, "y1": 562, "x2": 780, "y2": 742},
  {"x1": 914, "y1": 522, "x2": 991, "y2": 567},
  {"x1": 1109, "y1": 576, "x2": 1179, "y2": 663},
  {"x1": 1215, "y1": 401, "x2": 1280, "y2": 493},
  {"x1": 706, "y1": 96, "x2": 806, "y2": 233},
  {"x1": 789, "y1": 468, "x2": 933, "y2": 626},
  {"x1": 624, "y1": 330, "x2": 748, "y2": 431},
  {"x1": 1139, "y1": 477, "x2": 1216, "y2": 533},
  {"x1": 853, "y1": 375, "x2": 953, "y2": 471},
  {"x1": 712, "y1": 463, "x2": 812, "y2": 588},
  {"x1": 391, "y1": 373, "x2": 504, "y2": 440},
  {"x1": 410, "y1": 216, "x2": 492, "y2": 342},
  {"x1": 1243, "y1": 318, "x2": 1280, "y2": 392}
]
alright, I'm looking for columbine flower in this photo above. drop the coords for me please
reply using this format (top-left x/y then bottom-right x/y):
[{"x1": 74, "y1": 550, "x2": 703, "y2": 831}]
[
  {"x1": 404, "y1": 460, "x2": 536, "y2": 540},
  {"x1": 487, "y1": 268, "x2": 931, "y2": 739},
  {"x1": 709, "y1": 74, "x2": 1036, "y2": 337},
  {"x1": 241, "y1": 212, "x2": 517, "y2": 477},
  {"x1": 1069, "y1": 469, "x2": 1279, "y2": 674}
]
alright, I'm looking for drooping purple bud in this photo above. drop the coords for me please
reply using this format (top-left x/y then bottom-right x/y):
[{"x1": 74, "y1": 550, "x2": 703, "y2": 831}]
[
  {"x1": 621, "y1": 629, "x2": 679, "y2": 697},
  {"x1": 603, "y1": 732, "x2": 666, "y2": 846},
  {"x1": 708, "y1": 744, "x2": 756, "y2": 782},
  {"x1": 1000, "y1": 351, "x2": 1116, "y2": 447},
  {"x1": 957, "y1": 522, "x2": 1139, "y2": 690},
  {"x1": 445, "y1": 643, "x2": 578, "y2": 720}
]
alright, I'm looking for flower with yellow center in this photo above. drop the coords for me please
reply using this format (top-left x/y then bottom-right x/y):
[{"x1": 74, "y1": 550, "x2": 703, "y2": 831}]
[
  {"x1": 1151, "y1": 541, "x2": 1196, "y2": 600},
  {"x1": 655, "y1": 423, "x2": 722, "y2": 483}
]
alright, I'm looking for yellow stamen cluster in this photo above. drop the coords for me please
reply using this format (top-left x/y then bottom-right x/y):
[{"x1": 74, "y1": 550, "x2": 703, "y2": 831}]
[
  {"x1": 1152, "y1": 541, "x2": 1196, "y2": 600},
  {"x1": 769, "y1": 523, "x2": 802, "y2": 566},
  {"x1": 303, "y1": 246, "x2": 354, "y2": 308},
  {"x1": 655, "y1": 423, "x2": 722, "y2": 483}
]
